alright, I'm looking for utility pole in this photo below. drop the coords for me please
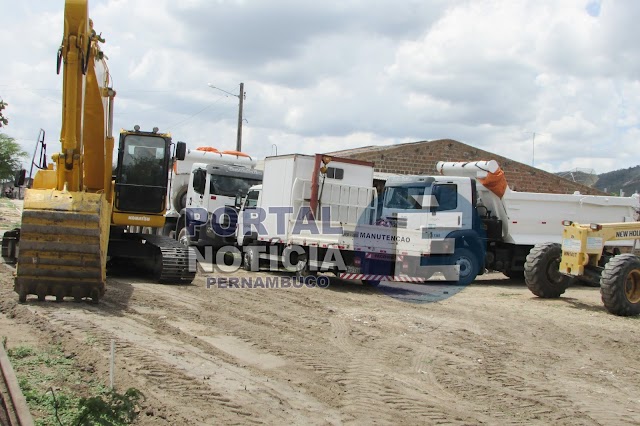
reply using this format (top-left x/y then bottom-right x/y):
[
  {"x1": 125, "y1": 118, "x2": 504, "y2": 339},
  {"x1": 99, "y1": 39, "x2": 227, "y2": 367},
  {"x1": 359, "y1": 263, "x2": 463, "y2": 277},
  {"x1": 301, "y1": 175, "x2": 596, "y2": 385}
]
[
  {"x1": 207, "y1": 82, "x2": 246, "y2": 152},
  {"x1": 236, "y1": 82, "x2": 244, "y2": 152},
  {"x1": 531, "y1": 132, "x2": 536, "y2": 167}
]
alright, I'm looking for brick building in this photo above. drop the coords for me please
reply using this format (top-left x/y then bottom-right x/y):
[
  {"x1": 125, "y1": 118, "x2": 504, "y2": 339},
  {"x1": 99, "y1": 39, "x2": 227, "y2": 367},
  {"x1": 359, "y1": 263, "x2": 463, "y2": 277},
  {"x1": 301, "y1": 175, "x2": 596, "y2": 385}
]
[{"x1": 330, "y1": 139, "x2": 604, "y2": 195}]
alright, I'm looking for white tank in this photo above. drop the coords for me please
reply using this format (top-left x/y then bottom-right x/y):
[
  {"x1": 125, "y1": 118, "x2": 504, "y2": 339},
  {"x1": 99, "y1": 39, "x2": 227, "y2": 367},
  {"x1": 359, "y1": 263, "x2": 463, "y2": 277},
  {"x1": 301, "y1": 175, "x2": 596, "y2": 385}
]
[
  {"x1": 436, "y1": 160, "x2": 500, "y2": 178},
  {"x1": 176, "y1": 148, "x2": 257, "y2": 174}
]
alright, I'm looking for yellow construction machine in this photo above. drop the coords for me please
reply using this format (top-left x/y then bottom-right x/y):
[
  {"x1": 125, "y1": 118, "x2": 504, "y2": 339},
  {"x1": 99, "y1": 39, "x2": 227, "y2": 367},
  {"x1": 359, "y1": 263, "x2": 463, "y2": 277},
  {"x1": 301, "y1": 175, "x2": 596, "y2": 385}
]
[
  {"x1": 525, "y1": 221, "x2": 640, "y2": 316},
  {"x1": 1, "y1": 0, "x2": 194, "y2": 303}
]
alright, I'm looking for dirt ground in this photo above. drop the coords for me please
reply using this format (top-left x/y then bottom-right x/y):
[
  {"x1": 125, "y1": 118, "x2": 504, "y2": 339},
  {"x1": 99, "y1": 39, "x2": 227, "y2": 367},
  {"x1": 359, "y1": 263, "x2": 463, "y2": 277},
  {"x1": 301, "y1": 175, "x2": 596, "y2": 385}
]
[{"x1": 1, "y1": 201, "x2": 640, "y2": 425}]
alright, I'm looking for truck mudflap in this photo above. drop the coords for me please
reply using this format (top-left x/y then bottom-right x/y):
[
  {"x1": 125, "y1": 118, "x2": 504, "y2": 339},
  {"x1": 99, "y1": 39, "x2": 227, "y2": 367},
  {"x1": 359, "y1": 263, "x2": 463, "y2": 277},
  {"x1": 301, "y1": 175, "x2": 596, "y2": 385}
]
[
  {"x1": 340, "y1": 264, "x2": 460, "y2": 283},
  {"x1": 14, "y1": 189, "x2": 110, "y2": 304},
  {"x1": 339, "y1": 274, "x2": 427, "y2": 282}
]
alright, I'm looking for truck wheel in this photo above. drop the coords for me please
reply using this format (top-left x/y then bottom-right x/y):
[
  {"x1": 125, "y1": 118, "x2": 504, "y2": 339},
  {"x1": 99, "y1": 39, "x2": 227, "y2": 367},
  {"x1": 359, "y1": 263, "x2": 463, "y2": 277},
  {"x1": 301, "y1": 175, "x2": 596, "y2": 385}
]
[
  {"x1": 295, "y1": 256, "x2": 316, "y2": 281},
  {"x1": 600, "y1": 254, "x2": 640, "y2": 316},
  {"x1": 177, "y1": 227, "x2": 190, "y2": 247},
  {"x1": 452, "y1": 248, "x2": 479, "y2": 286},
  {"x1": 162, "y1": 222, "x2": 176, "y2": 239},
  {"x1": 173, "y1": 186, "x2": 188, "y2": 211},
  {"x1": 524, "y1": 242, "x2": 570, "y2": 298},
  {"x1": 243, "y1": 247, "x2": 259, "y2": 272}
]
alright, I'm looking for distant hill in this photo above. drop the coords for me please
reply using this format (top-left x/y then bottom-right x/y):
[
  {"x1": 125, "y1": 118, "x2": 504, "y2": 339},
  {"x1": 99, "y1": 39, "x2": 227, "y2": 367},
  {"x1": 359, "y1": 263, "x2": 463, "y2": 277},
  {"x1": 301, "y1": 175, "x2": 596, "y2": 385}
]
[
  {"x1": 594, "y1": 165, "x2": 640, "y2": 196},
  {"x1": 555, "y1": 168, "x2": 598, "y2": 187}
]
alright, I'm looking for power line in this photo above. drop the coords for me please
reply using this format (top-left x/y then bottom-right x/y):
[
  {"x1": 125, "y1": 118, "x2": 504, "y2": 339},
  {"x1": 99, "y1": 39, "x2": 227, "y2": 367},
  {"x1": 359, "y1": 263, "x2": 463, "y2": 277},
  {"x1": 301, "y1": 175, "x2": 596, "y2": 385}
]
[{"x1": 166, "y1": 96, "x2": 228, "y2": 129}]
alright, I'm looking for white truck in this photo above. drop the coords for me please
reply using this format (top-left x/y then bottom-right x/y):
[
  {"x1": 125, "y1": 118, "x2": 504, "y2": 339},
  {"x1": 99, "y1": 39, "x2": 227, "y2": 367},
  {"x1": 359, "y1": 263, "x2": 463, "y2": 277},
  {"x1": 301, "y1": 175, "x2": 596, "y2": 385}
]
[
  {"x1": 378, "y1": 160, "x2": 637, "y2": 285},
  {"x1": 163, "y1": 147, "x2": 257, "y2": 237},
  {"x1": 178, "y1": 161, "x2": 263, "y2": 250},
  {"x1": 235, "y1": 154, "x2": 462, "y2": 283}
]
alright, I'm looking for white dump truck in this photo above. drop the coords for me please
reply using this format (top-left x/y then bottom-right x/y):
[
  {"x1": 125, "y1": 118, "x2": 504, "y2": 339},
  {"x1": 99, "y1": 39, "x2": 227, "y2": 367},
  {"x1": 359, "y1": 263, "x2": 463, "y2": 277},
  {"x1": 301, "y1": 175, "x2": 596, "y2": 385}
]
[
  {"x1": 235, "y1": 154, "x2": 461, "y2": 283},
  {"x1": 164, "y1": 147, "x2": 257, "y2": 237},
  {"x1": 378, "y1": 160, "x2": 637, "y2": 284}
]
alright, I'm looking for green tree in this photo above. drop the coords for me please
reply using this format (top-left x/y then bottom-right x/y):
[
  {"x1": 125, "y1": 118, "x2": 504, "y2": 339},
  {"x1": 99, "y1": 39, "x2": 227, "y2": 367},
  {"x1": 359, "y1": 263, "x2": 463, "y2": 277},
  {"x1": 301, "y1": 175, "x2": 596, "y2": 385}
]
[
  {"x1": 0, "y1": 133, "x2": 28, "y2": 182},
  {"x1": 0, "y1": 99, "x2": 8, "y2": 127}
]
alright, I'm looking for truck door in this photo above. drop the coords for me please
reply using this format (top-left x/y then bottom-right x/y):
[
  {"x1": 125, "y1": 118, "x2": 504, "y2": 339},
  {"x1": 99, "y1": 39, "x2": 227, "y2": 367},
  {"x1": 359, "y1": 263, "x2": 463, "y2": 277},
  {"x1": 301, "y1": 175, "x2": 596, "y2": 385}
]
[
  {"x1": 187, "y1": 167, "x2": 206, "y2": 210},
  {"x1": 236, "y1": 187, "x2": 262, "y2": 246}
]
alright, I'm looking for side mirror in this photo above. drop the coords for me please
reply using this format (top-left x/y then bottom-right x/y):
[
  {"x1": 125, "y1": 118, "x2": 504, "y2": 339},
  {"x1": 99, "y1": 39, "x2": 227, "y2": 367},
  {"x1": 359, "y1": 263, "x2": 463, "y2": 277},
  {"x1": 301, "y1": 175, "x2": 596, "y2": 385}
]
[
  {"x1": 14, "y1": 169, "x2": 26, "y2": 187},
  {"x1": 235, "y1": 194, "x2": 244, "y2": 209},
  {"x1": 175, "y1": 142, "x2": 187, "y2": 161}
]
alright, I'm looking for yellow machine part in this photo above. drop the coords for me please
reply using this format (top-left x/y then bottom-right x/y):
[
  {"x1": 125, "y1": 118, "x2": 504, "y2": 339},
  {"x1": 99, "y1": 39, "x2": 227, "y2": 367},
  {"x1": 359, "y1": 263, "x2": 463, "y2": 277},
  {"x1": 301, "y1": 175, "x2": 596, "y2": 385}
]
[
  {"x1": 111, "y1": 212, "x2": 165, "y2": 228},
  {"x1": 15, "y1": 189, "x2": 110, "y2": 301},
  {"x1": 560, "y1": 221, "x2": 640, "y2": 276}
]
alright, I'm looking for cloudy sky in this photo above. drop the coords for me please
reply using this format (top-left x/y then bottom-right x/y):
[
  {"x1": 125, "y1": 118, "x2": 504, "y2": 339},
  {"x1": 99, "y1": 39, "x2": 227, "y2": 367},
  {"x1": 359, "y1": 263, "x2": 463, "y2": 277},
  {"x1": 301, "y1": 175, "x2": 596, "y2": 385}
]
[{"x1": 0, "y1": 0, "x2": 638, "y2": 174}]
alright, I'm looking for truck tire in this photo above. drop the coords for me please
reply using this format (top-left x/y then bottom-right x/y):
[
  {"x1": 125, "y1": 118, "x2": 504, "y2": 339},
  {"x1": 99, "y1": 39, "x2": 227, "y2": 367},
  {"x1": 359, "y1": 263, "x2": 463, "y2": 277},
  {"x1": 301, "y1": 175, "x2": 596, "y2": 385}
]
[
  {"x1": 452, "y1": 248, "x2": 480, "y2": 286},
  {"x1": 295, "y1": 255, "x2": 316, "y2": 281},
  {"x1": 177, "y1": 227, "x2": 190, "y2": 247},
  {"x1": 162, "y1": 221, "x2": 176, "y2": 239},
  {"x1": 524, "y1": 242, "x2": 570, "y2": 298},
  {"x1": 600, "y1": 254, "x2": 640, "y2": 316},
  {"x1": 173, "y1": 186, "x2": 188, "y2": 212},
  {"x1": 243, "y1": 247, "x2": 259, "y2": 272}
]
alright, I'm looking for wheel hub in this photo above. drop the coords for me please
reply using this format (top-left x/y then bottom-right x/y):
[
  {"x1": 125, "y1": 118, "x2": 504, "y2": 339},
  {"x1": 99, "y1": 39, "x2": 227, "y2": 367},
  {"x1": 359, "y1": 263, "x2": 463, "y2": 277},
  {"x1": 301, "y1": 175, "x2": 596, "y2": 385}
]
[
  {"x1": 624, "y1": 270, "x2": 640, "y2": 303},
  {"x1": 456, "y1": 257, "x2": 471, "y2": 278}
]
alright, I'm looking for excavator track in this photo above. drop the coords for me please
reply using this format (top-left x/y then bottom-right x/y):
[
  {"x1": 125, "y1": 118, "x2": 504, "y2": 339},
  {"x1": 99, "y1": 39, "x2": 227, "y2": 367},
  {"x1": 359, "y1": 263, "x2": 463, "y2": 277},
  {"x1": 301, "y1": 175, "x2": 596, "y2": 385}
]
[
  {"x1": 140, "y1": 234, "x2": 197, "y2": 283},
  {"x1": 107, "y1": 233, "x2": 196, "y2": 284}
]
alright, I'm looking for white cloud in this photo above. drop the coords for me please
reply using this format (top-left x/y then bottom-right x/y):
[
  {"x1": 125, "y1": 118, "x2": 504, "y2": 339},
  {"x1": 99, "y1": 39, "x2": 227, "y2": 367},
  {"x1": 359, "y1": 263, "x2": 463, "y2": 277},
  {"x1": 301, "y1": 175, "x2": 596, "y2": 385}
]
[{"x1": 1, "y1": 0, "x2": 639, "y2": 176}]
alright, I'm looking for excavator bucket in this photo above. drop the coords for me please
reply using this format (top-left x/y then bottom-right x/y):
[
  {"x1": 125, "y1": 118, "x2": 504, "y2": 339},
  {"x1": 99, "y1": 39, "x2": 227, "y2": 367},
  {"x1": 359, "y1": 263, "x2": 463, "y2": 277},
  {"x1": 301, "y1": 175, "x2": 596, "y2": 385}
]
[{"x1": 14, "y1": 188, "x2": 110, "y2": 303}]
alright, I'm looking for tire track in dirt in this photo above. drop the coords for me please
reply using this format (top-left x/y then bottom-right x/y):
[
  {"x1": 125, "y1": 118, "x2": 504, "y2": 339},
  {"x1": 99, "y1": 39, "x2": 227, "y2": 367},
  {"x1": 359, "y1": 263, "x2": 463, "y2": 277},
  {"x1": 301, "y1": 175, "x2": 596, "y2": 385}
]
[
  {"x1": 133, "y1": 278, "x2": 473, "y2": 423},
  {"x1": 37, "y1": 306, "x2": 258, "y2": 425},
  {"x1": 6, "y1": 261, "x2": 640, "y2": 425},
  {"x1": 131, "y1": 279, "x2": 353, "y2": 414}
]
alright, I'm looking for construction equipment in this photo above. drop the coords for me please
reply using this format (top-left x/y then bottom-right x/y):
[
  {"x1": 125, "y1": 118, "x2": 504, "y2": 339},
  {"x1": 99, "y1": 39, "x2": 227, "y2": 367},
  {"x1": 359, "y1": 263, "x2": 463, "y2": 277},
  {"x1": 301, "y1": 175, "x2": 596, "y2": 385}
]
[
  {"x1": 525, "y1": 221, "x2": 640, "y2": 316},
  {"x1": 2, "y1": 0, "x2": 194, "y2": 304}
]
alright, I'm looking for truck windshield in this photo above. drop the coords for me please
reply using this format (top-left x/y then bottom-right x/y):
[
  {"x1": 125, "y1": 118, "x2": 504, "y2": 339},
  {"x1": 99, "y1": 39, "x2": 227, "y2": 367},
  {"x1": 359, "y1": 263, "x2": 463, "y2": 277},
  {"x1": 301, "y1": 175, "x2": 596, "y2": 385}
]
[
  {"x1": 245, "y1": 190, "x2": 260, "y2": 208},
  {"x1": 384, "y1": 186, "x2": 429, "y2": 210},
  {"x1": 210, "y1": 175, "x2": 262, "y2": 197},
  {"x1": 383, "y1": 184, "x2": 458, "y2": 211}
]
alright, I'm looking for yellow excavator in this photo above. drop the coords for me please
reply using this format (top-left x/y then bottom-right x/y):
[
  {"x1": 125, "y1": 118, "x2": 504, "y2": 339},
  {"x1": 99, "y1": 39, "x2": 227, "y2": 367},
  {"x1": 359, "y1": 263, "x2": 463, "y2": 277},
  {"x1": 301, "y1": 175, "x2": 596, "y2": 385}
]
[{"x1": 1, "y1": 0, "x2": 195, "y2": 303}]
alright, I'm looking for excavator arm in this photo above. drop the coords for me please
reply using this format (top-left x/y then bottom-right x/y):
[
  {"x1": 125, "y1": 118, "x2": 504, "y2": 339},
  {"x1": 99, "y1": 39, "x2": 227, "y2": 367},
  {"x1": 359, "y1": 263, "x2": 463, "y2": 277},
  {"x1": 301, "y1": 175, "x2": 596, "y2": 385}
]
[{"x1": 14, "y1": 0, "x2": 114, "y2": 303}]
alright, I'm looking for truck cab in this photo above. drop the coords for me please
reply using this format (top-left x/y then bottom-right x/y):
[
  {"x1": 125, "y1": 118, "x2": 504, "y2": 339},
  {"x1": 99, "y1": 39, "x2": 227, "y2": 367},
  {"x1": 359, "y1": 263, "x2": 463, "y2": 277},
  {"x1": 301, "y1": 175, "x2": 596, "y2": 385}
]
[
  {"x1": 380, "y1": 175, "x2": 481, "y2": 236},
  {"x1": 380, "y1": 174, "x2": 487, "y2": 284},
  {"x1": 178, "y1": 163, "x2": 263, "y2": 249},
  {"x1": 236, "y1": 184, "x2": 262, "y2": 247}
]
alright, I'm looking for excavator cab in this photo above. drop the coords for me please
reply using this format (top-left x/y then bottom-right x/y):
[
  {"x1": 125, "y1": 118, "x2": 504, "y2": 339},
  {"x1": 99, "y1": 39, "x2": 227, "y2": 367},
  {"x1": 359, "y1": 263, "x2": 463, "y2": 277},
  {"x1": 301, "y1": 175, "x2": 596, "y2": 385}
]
[
  {"x1": 111, "y1": 128, "x2": 186, "y2": 227},
  {"x1": 114, "y1": 130, "x2": 170, "y2": 220}
]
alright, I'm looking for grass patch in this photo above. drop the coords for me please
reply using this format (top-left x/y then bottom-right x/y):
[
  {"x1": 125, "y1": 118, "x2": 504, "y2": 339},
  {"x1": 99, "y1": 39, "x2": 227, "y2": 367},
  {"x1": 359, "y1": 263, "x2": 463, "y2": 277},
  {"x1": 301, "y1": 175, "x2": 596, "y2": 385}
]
[
  {"x1": 0, "y1": 198, "x2": 15, "y2": 208},
  {"x1": 497, "y1": 292, "x2": 521, "y2": 297},
  {"x1": 6, "y1": 344, "x2": 143, "y2": 425}
]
